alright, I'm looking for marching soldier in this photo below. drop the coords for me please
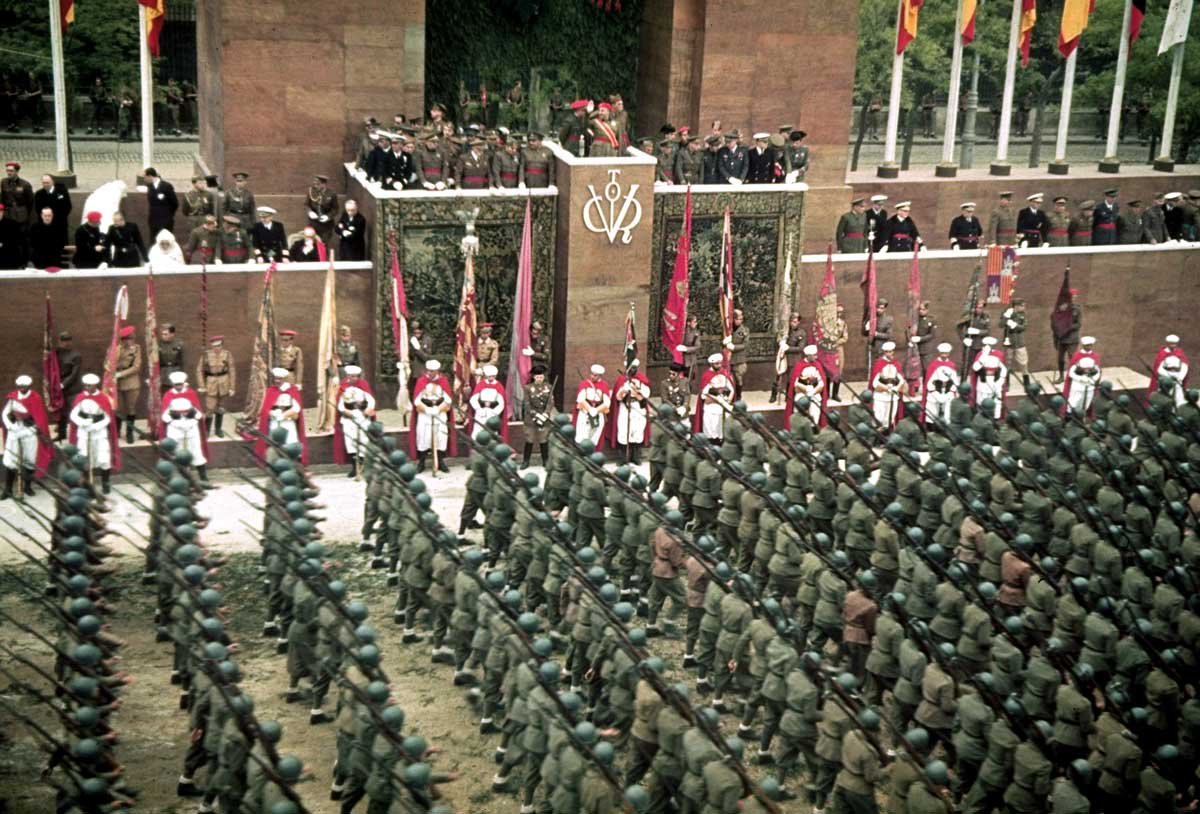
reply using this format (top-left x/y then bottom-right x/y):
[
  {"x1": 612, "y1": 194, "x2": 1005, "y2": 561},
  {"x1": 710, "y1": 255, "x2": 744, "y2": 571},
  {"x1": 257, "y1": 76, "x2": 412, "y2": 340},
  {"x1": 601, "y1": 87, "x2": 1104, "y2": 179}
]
[
  {"x1": 218, "y1": 214, "x2": 252, "y2": 263},
  {"x1": 948, "y1": 202, "x2": 983, "y2": 251},
  {"x1": 195, "y1": 335, "x2": 235, "y2": 437},
  {"x1": 277, "y1": 329, "x2": 303, "y2": 389},
  {"x1": 988, "y1": 191, "x2": 1017, "y2": 246},
  {"x1": 1046, "y1": 196, "x2": 1072, "y2": 247},
  {"x1": 1016, "y1": 193, "x2": 1049, "y2": 247},
  {"x1": 181, "y1": 176, "x2": 216, "y2": 235},
  {"x1": 519, "y1": 132, "x2": 555, "y2": 188},
  {"x1": 222, "y1": 172, "x2": 256, "y2": 231},
  {"x1": 305, "y1": 174, "x2": 337, "y2": 243},
  {"x1": 836, "y1": 198, "x2": 869, "y2": 254}
]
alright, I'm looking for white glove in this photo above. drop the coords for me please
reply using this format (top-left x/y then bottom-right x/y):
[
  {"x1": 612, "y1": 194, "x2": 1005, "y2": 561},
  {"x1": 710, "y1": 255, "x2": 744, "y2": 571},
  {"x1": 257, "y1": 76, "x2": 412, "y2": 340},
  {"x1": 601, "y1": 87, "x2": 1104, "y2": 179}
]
[
  {"x1": 519, "y1": 182, "x2": 526, "y2": 189},
  {"x1": 951, "y1": 244, "x2": 960, "y2": 250},
  {"x1": 1019, "y1": 239, "x2": 1028, "y2": 248},
  {"x1": 654, "y1": 180, "x2": 668, "y2": 187},
  {"x1": 908, "y1": 337, "x2": 918, "y2": 346},
  {"x1": 521, "y1": 347, "x2": 534, "y2": 357},
  {"x1": 435, "y1": 182, "x2": 447, "y2": 191},
  {"x1": 308, "y1": 210, "x2": 318, "y2": 219},
  {"x1": 728, "y1": 177, "x2": 743, "y2": 186},
  {"x1": 1003, "y1": 308, "x2": 1013, "y2": 318},
  {"x1": 964, "y1": 338, "x2": 973, "y2": 348},
  {"x1": 879, "y1": 245, "x2": 889, "y2": 253},
  {"x1": 675, "y1": 344, "x2": 688, "y2": 353},
  {"x1": 423, "y1": 181, "x2": 436, "y2": 190},
  {"x1": 785, "y1": 170, "x2": 799, "y2": 184},
  {"x1": 1003, "y1": 337, "x2": 1011, "y2": 347},
  {"x1": 410, "y1": 336, "x2": 421, "y2": 350},
  {"x1": 1006, "y1": 320, "x2": 1017, "y2": 329},
  {"x1": 779, "y1": 340, "x2": 788, "y2": 350},
  {"x1": 98, "y1": 262, "x2": 109, "y2": 271},
  {"x1": 915, "y1": 236, "x2": 924, "y2": 245},
  {"x1": 723, "y1": 336, "x2": 734, "y2": 349}
]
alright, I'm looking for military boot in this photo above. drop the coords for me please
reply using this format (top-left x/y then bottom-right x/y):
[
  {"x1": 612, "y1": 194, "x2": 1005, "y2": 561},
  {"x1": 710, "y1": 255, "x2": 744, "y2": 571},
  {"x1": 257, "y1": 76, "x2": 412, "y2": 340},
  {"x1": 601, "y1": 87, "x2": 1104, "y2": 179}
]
[
  {"x1": 125, "y1": 415, "x2": 136, "y2": 443},
  {"x1": 214, "y1": 411, "x2": 226, "y2": 438}
]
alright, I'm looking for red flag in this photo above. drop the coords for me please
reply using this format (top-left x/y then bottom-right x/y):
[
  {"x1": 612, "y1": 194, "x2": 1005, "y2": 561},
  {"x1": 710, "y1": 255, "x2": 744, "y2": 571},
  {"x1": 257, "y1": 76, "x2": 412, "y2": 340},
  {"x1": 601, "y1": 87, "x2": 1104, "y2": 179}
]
[
  {"x1": 42, "y1": 294, "x2": 64, "y2": 418},
  {"x1": 1130, "y1": 0, "x2": 1147, "y2": 44},
  {"x1": 661, "y1": 187, "x2": 692, "y2": 364},
  {"x1": 812, "y1": 245, "x2": 841, "y2": 378},
  {"x1": 60, "y1": 0, "x2": 75, "y2": 28},
  {"x1": 860, "y1": 245, "x2": 878, "y2": 342},
  {"x1": 138, "y1": 0, "x2": 166, "y2": 57},
  {"x1": 903, "y1": 246, "x2": 923, "y2": 394},
  {"x1": 1051, "y1": 268, "x2": 1075, "y2": 338},
  {"x1": 453, "y1": 248, "x2": 479, "y2": 419},
  {"x1": 146, "y1": 269, "x2": 162, "y2": 435},
  {"x1": 101, "y1": 286, "x2": 129, "y2": 410},
  {"x1": 897, "y1": 0, "x2": 925, "y2": 54},
  {"x1": 962, "y1": 0, "x2": 978, "y2": 44},
  {"x1": 1020, "y1": 0, "x2": 1037, "y2": 66},
  {"x1": 719, "y1": 208, "x2": 735, "y2": 367},
  {"x1": 506, "y1": 198, "x2": 535, "y2": 420}
]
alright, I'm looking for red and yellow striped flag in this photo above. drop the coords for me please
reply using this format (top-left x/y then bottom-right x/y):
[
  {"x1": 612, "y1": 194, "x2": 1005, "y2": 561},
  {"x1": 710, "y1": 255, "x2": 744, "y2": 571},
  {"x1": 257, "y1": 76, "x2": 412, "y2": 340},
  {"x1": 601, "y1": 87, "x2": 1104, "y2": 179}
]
[
  {"x1": 138, "y1": 0, "x2": 166, "y2": 57},
  {"x1": 1058, "y1": 0, "x2": 1094, "y2": 57},
  {"x1": 61, "y1": 0, "x2": 75, "y2": 27},
  {"x1": 1019, "y1": 0, "x2": 1037, "y2": 66},
  {"x1": 897, "y1": 0, "x2": 925, "y2": 54},
  {"x1": 962, "y1": 0, "x2": 978, "y2": 44}
]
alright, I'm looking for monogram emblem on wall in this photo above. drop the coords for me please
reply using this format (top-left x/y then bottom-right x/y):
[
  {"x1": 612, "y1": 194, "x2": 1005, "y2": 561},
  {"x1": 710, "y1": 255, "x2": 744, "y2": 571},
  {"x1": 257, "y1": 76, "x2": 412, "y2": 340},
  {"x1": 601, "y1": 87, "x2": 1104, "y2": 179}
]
[{"x1": 582, "y1": 169, "x2": 643, "y2": 244}]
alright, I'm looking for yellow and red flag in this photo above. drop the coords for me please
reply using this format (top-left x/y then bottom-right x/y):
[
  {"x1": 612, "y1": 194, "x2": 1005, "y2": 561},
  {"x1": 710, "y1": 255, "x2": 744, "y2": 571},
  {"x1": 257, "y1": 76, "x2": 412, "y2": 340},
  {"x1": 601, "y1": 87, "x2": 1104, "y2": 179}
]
[
  {"x1": 60, "y1": 0, "x2": 75, "y2": 28},
  {"x1": 962, "y1": 0, "x2": 978, "y2": 44},
  {"x1": 1020, "y1": 0, "x2": 1037, "y2": 66},
  {"x1": 897, "y1": 0, "x2": 925, "y2": 54},
  {"x1": 1058, "y1": 0, "x2": 1095, "y2": 57},
  {"x1": 138, "y1": 0, "x2": 166, "y2": 57}
]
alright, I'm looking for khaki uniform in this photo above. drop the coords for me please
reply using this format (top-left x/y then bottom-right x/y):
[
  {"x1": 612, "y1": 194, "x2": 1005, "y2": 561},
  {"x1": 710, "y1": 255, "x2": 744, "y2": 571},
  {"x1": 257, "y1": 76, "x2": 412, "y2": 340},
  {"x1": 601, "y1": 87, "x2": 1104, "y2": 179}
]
[
  {"x1": 455, "y1": 149, "x2": 491, "y2": 189},
  {"x1": 476, "y1": 336, "x2": 500, "y2": 369},
  {"x1": 519, "y1": 145, "x2": 555, "y2": 187},
  {"x1": 115, "y1": 341, "x2": 142, "y2": 415},
  {"x1": 196, "y1": 346, "x2": 236, "y2": 413},
  {"x1": 413, "y1": 144, "x2": 449, "y2": 188},
  {"x1": 184, "y1": 225, "x2": 220, "y2": 265},
  {"x1": 837, "y1": 210, "x2": 869, "y2": 253},
  {"x1": 490, "y1": 150, "x2": 521, "y2": 188},
  {"x1": 1069, "y1": 209, "x2": 1094, "y2": 246},
  {"x1": 673, "y1": 147, "x2": 705, "y2": 184},
  {"x1": 219, "y1": 225, "x2": 252, "y2": 263},
  {"x1": 221, "y1": 186, "x2": 256, "y2": 231},
  {"x1": 988, "y1": 206, "x2": 1016, "y2": 245},
  {"x1": 1045, "y1": 210, "x2": 1072, "y2": 246},
  {"x1": 181, "y1": 187, "x2": 216, "y2": 234},
  {"x1": 306, "y1": 186, "x2": 338, "y2": 242},
  {"x1": 277, "y1": 344, "x2": 303, "y2": 388}
]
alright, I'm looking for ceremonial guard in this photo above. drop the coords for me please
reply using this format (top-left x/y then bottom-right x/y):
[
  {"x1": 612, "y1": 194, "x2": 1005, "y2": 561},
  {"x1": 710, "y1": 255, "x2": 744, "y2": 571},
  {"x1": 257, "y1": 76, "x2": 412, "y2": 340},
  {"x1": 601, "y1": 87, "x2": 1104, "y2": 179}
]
[
  {"x1": 455, "y1": 139, "x2": 491, "y2": 190},
  {"x1": 251, "y1": 206, "x2": 289, "y2": 262},
  {"x1": 521, "y1": 365, "x2": 554, "y2": 468},
  {"x1": 410, "y1": 359, "x2": 454, "y2": 472},
  {"x1": 675, "y1": 315, "x2": 702, "y2": 387},
  {"x1": 114, "y1": 325, "x2": 142, "y2": 443},
  {"x1": 1017, "y1": 193, "x2": 1049, "y2": 247},
  {"x1": 867, "y1": 299, "x2": 895, "y2": 361},
  {"x1": 971, "y1": 337, "x2": 1008, "y2": 418},
  {"x1": 521, "y1": 319, "x2": 550, "y2": 368},
  {"x1": 144, "y1": 167, "x2": 178, "y2": 236},
  {"x1": 107, "y1": 212, "x2": 146, "y2": 267},
  {"x1": 468, "y1": 365, "x2": 507, "y2": 441},
  {"x1": 476, "y1": 323, "x2": 500, "y2": 372},
  {"x1": 726, "y1": 309, "x2": 749, "y2": 397},
  {"x1": 305, "y1": 174, "x2": 337, "y2": 242},
  {"x1": 923, "y1": 343, "x2": 959, "y2": 423},
  {"x1": 184, "y1": 215, "x2": 220, "y2": 265},
  {"x1": 519, "y1": 133, "x2": 555, "y2": 188},
  {"x1": 1063, "y1": 356, "x2": 1100, "y2": 416},
  {"x1": 1, "y1": 375, "x2": 50, "y2": 497},
  {"x1": 882, "y1": 202, "x2": 920, "y2": 252},
  {"x1": 161, "y1": 383, "x2": 210, "y2": 482},
  {"x1": 218, "y1": 215, "x2": 252, "y2": 263},
  {"x1": 334, "y1": 365, "x2": 376, "y2": 476},
  {"x1": 222, "y1": 172, "x2": 256, "y2": 231},
  {"x1": 195, "y1": 335, "x2": 235, "y2": 436},
  {"x1": 1046, "y1": 196, "x2": 1072, "y2": 247},
  {"x1": 1051, "y1": 289, "x2": 1081, "y2": 383},
  {"x1": 869, "y1": 342, "x2": 905, "y2": 427},
  {"x1": 1148, "y1": 334, "x2": 1188, "y2": 405},
  {"x1": 1002, "y1": 298, "x2": 1029, "y2": 387},
  {"x1": 661, "y1": 362, "x2": 690, "y2": 415},
  {"x1": 573, "y1": 365, "x2": 612, "y2": 446},
  {"x1": 988, "y1": 191, "x2": 1017, "y2": 245},
  {"x1": 1069, "y1": 200, "x2": 1095, "y2": 246},
  {"x1": 783, "y1": 130, "x2": 809, "y2": 182},
  {"x1": 866, "y1": 195, "x2": 889, "y2": 250},
  {"x1": 67, "y1": 373, "x2": 120, "y2": 493},
  {"x1": 334, "y1": 325, "x2": 361, "y2": 377},
  {"x1": 695, "y1": 354, "x2": 732, "y2": 440},
  {"x1": 717, "y1": 131, "x2": 748, "y2": 184},
  {"x1": 1092, "y1": 188, "x2": 1119, "y2": 245},
  {"x1": 611, "y1": 360, "x2": 652, "y2": 463},
  {"x1": 72, "y1": 211, "x2": 107, "y2": 268},
  {"x1": 289, "y1": 226, "x2": 325, "y2": 262},
  {"x1": 158, "y1": 324, "x2": 185, "y2": 385},
  {"x1": 335, "y1": 200, "x2": 367, "y2": 261},
  {"x1": 490, "y1": 139, "x2": 521, "y2": 189},
  {"x1": 181, "y1": 176, "x2": 216, "y2": 235},
  {"x1": 256, "y1": 368, "x2": 306, "y2": 463},
  {"x1": 277, "y1": 329, "x2": 303, "y2": 389},
  {"x1": 771, "y1": 313, "x2": 807, "y2": 403},
  {"x1": 785, "y1": 345, "x2": 827, "y2": 429},
  {"x1": 54, "y1": 331, "x2": 81, "y2": 439},
  {"x1": 819, "y1": 304, "x2": 849, "y2": 401},
  {"x1": 836, "y1": 199, "x2": 869, "y2": 253},
  {"x1": 948, "y1": 202, "x2": 982, "y2": 250},
  {"x1": 912, "y1": 300, "x2": 938, "y2": 373}
]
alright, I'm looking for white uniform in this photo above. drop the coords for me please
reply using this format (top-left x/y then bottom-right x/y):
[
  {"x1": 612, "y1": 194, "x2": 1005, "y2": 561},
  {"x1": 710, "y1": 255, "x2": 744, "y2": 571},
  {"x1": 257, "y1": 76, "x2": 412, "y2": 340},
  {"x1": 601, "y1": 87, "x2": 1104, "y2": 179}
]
[
  {"x1": 793, "y1": 364, "x2": 825, "y2": 426},
  {"x1": 469, "y1": 381, "x2": 506, "y2": 440},
  {"x1": 924, "y1": 364, "x2": 960, "y2": 424},
  {"x1": 338, "y1": 386, "x2": 376, "y2": 457},
  {"x1": 1066, "y1": 367, "x2": 1100, "y2": 415},
  {"x1": 614, "y1": 378, "x2": 650, "y2": 445},
  {"x1": 268, "y1": 394, "x2": 301, "y2": 448},
  {"x1": 1157, "y1": 358, "x2": 1189, "y2": 407},
  {"x1": 574, "y1": 383, "x2": 610, "y2": 446},
  {"x1": 162, "y1": 399, "x2": 207, "y2": 466},
  {"x1": 974, "y1": 357, "x2": 1008, "y2": 419},
  {"x1": 415, "y1": 381, "x2": 450, "y2": 452},
  {"x1": 700, "y1": 374, "x2": 731, "y2": 440},
  {"x1": 2, "y1": 401, "x2": 37, "y2": 470},
  {"x1": 69, "y1": 399, "x2": 112, "y2": 470},
  {"x1": 870, "y1": 362, "x2": 903, "y2": 426}
]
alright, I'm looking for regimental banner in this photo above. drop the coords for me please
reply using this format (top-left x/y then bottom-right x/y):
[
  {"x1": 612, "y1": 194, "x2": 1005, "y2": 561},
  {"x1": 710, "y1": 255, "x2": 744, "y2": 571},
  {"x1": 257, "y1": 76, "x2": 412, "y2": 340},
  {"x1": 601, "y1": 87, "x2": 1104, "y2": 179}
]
[{"x1": 985, "y1": 245, "x2": 1019, "y2": 305}]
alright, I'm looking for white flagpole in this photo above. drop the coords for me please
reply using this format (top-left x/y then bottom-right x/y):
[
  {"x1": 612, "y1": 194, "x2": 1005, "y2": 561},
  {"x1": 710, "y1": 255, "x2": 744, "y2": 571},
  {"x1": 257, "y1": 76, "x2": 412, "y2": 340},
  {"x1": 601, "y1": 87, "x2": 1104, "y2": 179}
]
[
  {"x1": 48, "y1": 0, "x2": 71, "y2": 176},
  {"x1": 1049, "y1": 47, "x2": 1078, "y2": 174},
  {"x1": 992, "y1": 0, "x2": 1022, "y2": 174},
  {"x1": 879, "y1": 0, "x2": 906, "y2": 177},
  {"x1": 1156, "y1": 42, "x2": 1186, "y2": 170},
  {"x1": 1100, "y1": 0, "x2": 1133, "y2": 171},
  {"x1": 139, "y1": 3, "x2": 154, "y2": 171},
  {"x1": 938, "y1": 0, "x2": 967, "y2": 176}
]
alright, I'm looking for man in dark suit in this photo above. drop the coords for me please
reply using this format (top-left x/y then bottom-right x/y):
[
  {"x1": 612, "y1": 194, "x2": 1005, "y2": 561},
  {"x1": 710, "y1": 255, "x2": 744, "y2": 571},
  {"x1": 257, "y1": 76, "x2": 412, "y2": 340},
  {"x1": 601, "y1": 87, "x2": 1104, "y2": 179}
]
[
  {"x1": 364, "y1": 133, "x2": 391, "y2": 184},
  {"x1": 865, "y1": 195, "x2": 889, "y2": 251},
  {"x1": 745, "y1": 133, "x2": 776, "y2": 184},
  {"x1": 335, "y1": 200, "x2": 367, "y2": 261},
  {"x1": 717, "y1": 131, "x2": 748, "y2": 185},
  {"x1": 250, "y1": 206, "x2": 289, "y2": 262},
  {"x1": 33, "y1": 174, "x2": 71, "y2": 244},
  {"x1": 143, "y1": 167, "x2": 178, "y2": 236}
]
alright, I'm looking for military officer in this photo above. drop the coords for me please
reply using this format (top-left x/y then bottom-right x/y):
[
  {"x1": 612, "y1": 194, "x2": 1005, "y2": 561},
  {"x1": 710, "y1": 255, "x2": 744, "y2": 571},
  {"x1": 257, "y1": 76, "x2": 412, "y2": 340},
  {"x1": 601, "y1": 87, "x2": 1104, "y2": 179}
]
[
  {"x1": 334, "y1": 325, "x2": 361, "y2": 377},
  {"x1": 1002, "y1": 297, "x2": 1029, "y2": 387},
  {"x1": 158, "y1": 323, "x2": 186, "y2": 386},
  {"x1": 413, "y1": 129, "x2": 448, "y2": 190},
  {"x1": 1051, "y1": 287, "x2": 1081, "y2": 383},
  {"x1": 475, "y1": 323, "x2": 499, "y2": 374},
  {"x1": 836, "y1": 198, "x2": 869, "y2": 254},
  {"x1": 589, "y1": 103, "x2": 621, "y2": 156},
  {"x1": 745, "y1": 133, "x2": 776, "y2": 184},
  {"x1": 1046, "y1": 196, "x2": 1072, "y2": 247},
  {"x1": 1017, "y1": 193, "x2": 1049, "y2": 247},
  {"x1": 783, "y1": 130, "x2": 809, "y2": 183},
  {"x1": 868, "y1": 298, "x2": 896, "y2": 360},
  {"x1": 913, "y1": 300, "x2": 938, "y2": 372},
  {"x1": 982, "y1": 192, "x2": 1014, "y2": 246},
  {"x1": 250, "y1": 206, "x2": 289, "y2": 262},
  {"x1": 521, "y1": 365, "x2": 554, "y2": 468},
  {"x1": 701, "y1": 135, "x2": 723, "y2": 183},
  {"x1": 673, "y1": 134, "x2": 705, "y2": 184},
  {"x1": 490, "y1": 138, "x2": 521, "y2": 189},
  {"x1": 218, "y1": 214, "x2": 252, "y2": 263},
  {"x1": 660, "y1": 362, "x2": 689, "y2": 415},
  {"x1": 222, "y1": 172, "x2": 256, "y2": 231},
  {"x1": 114, "y1": 325, "x2": 142, "y2": 443},
  {"x1": 519, "y1": 132, "x2": 555, "y2": 188},
  {"x1": 184, "y1": 214, "x2": 220, "y2": 265},
  {"x1": 718, "y1": 131, "x2": 748, "y2": 184},
  {"x1": 455, "y1": 138, "x2": 491, "y2": 190},
  {"x1": 180, "y1": 175, "x2": 217, "y2": 235},
  {"x1": 726, "y1": 309, "x2": 750, "y2": 398},
  {"x1": 866, "y1": 195, "x2": 889, "y2": 250},
  {"x1": 1092, "y1": 187, "x2": 1119, "y2": 245},
  {"x1": 560, "y1": 99, "x2": 591, "y2": 157},
  {"x1": 195, "y1": 335, "x2": 235, "y2": 436},
  {"x1": 1069, "y1": 200, "x2": 1095, "y2": 245},
  {"x1": 948, "y1": 202, "x2": 983, "y2": 251},
  {"x1": 655, "y1": 140, "x2": 677, "y2": 184},
  {"x1": 305, "y1": 174, "x2": 337, "y2": 243},
  {"x1": 882, "y1": 201, "x2": 920, "y2": 252},
  {"x1": 1142, "y1": 192, "x2": 1167, "y2": 243},
  {"x1": 1118, "y1": 199, "x2": 1149, "y2": 244},
  {"x1": 1, "y1": 161, "x2": 35, "y2": 232},
  {"x1": 277, "y1": 329, "x2": 303, "y2": 389}
]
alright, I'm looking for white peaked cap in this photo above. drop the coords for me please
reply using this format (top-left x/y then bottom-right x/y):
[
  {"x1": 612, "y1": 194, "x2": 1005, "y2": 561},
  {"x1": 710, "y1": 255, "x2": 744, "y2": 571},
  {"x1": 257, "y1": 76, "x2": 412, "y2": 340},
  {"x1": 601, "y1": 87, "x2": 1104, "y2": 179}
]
[
  {"x1": 1081, "y1": 336, "x2": 1095, "y2": 344},
  {"x1": 81, "y1": 373, "x2": 100, "y2": 386},
  {"x1": 881, "y1": 341, "x2": 896, "y2": 352},
  {"x1": 803, "y1": 345, "x2": 818, "y2": 355},
  {"x1": 870, "y1": 194, "x2": 888, "y2": 203},
  {"x1": 707, "y1": 353, "x2": 723, "y2": 364},
  {"x1": 937, "y1": 342, "x2": 952, "y2": 353},
  {"x1": 482, "y1": 364, "x2": 498, "y2": 377},
  {"x1": 590, "y1": 364, "x2": 605, "y2": 375},
  {"x1": 14, "y1": 375, "x2": 31, "y2": 387},
  {"x1": 426, "y1": 359, "x2": 441, "y2": 371},
  {"x1": 1165, "y1": 334, "x2": 1180, "y2": 343},
  {"x1": 169, "y1": 371, "x2": 188, "y2": 385},
  {"x1": 344, "y1": 365, "x2": 362, "y2": 376}
]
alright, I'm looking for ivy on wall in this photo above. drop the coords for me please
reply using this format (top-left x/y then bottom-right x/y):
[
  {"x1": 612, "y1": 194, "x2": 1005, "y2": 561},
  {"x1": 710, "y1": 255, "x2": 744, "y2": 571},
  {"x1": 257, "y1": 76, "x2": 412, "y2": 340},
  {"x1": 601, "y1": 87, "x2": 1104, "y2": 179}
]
[{"x1": 424, "y1": 0, "x2": 644, "y2": 125}]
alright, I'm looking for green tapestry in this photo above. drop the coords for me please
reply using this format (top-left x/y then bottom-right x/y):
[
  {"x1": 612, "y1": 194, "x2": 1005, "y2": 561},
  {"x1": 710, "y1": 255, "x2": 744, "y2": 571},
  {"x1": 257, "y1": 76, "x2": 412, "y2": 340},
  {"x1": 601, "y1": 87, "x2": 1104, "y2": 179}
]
[
  {"x1": 372, "y1": 196, "x2": 557, "y2": 383},
  {"x1": 648, "y1": 190, "x2": 806, "y2": 365}
]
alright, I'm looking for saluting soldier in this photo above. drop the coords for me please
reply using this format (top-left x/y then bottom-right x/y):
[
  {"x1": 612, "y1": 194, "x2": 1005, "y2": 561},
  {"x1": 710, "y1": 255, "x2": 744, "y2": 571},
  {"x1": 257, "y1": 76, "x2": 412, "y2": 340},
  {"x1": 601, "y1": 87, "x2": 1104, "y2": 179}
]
[
  {"x1": 836, "y1": 198, "x2": 869, "y2": 253},
  {"x1": 674, "y1": 135, "x2": 705, "y2": 185},
  {"x1": 222, "y1": 172, "x2": 256, "y2": 231},
  {"x1": 948, "y1": 202, "x2": 983, "y2": 251},
  {"x1": 218, "y1": 214, "x2": 252, "y2": 263},
  {"x1": 455, "y1": 138, "x2": 491, "y2": 190},
  {"x1": 1092, "y1": 187, "x2": 1119, "y2": 245},
  {"x1": 184, "y1": 214, "x2": 220, "y2": 265},
  {"x1": 1017, "y1": 193, "x2": 1049, "y2": 247},
  {"x1": 181, "y1": 175, "x2": 217, "y2": 235},
  {"x1": 988, "y1": 191, "x2": 1017, "y2": 245},
  {"x1": 490, "y1": 138, "x2": 521, "y2": 189},
  {"x1": 414, "y1": 129, "x2": 449, "y2": 189},
  {"x1": 1069, "y1": 200, "x2": 1095, "y2": 246},
  {"x1": 519, "y1": 132, "x2": 555, "y2": 188},
  {"x1": 277, "y1": 329, "x2": 304, "y2": 389},
  {"x1": 701, "y1": 135, "x2": 723, "y2": 183},
  {"x1": 305, "y1": 174, "x2": 337, "y2": 243},
  {"x1": 195, "y1": 335, "x2": 235, "y2": 436},
  {"x1": 1045, "y1": 196, "x2": 1072, "y2": 247},
  {"x1": 158, "y1": 323, "x2": 186, "y2": 385},
  {"x1": 589, "y1": 103, "x2": 621, "y2": 156}
]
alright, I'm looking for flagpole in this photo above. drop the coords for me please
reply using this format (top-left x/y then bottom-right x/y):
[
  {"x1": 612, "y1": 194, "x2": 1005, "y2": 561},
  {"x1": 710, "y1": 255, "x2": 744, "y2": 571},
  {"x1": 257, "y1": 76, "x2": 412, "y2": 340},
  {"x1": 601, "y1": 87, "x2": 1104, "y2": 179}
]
[
  {"x1": 992, "y1": 0, "x2": 1023, "y2": 175},
  {"x1": 138, "y1": 3, "x2": 154, "y2": 172},
  {"x1": 1048, "y1": 48, "x2": 1078, "y2": 175},
  {"x1": 879, "y1": 0, "x2": 906, "y2": 178},
  {"x1": 937, "y1": 0, "x2": 967, "y2": 177},
  {"x1": 48, "y1": 0, "x2": 73, "y2": 184},
  {"x1": 1155, "y1": 42, "x2": 1186, "y2": 172},
  {"x1": 1100, "y1": 0, "x2": 1133, "y2": 173}
]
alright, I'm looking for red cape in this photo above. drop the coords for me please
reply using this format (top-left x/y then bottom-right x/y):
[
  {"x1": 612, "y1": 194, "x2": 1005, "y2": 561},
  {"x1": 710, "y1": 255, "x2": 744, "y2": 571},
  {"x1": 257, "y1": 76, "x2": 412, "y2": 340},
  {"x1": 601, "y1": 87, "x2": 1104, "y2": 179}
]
[
  {"x1": 1148, "y1": 346, "x2": 1189, "y2": 399},
  {"x1": 784, "y1": 361, "x2": 828, "y2": 430},
  {"x1": 1062, "y1": 349, "x2": 1100, "y2": 404},
  {"x1": 608, "y1": 372, "x2": 653, "y2": 447},
  {"x1": 469, "y1": 378, "x2": 510, "y2": 446},
  {"x1": 67, "y1": 391, "x2": 122, "y2": 474},
  {"x1": 868, "y1": 357, "x2": 904, "y2": 429},
  {"x1": 160, "y1": 386, "x2": 211, "y2": 461},
  {"x1": 968, "y1": 348, "x2": 1007, "y2": 394},
  {"x1": 255, "y1": 385, "x2": 308, "y2": 464},
  {"x1": 333, "y1": 377, "x2": 375, "y2": 465},
  {"x1": 572, "y1": 378, "x2": 613, "y2": 450},
  {"x1": 692, "y1": 367, "x2": 732, "y2": 433},
  {"x1": 921, "y1": 359, "x2": 959, "y2": 426},
  {"x1": 409, "y1": 374, "x2": 457, "y2": 459},
  {"x1": 4, "y1": 389, "x2": 52, "y2": 478}
]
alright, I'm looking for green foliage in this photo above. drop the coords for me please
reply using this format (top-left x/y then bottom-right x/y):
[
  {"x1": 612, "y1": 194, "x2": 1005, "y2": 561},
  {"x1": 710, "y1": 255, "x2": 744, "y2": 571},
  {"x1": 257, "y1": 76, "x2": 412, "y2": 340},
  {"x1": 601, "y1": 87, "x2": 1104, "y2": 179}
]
[{"x1": 424, "y1": 0, "x2": 644, "y2": 121}]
